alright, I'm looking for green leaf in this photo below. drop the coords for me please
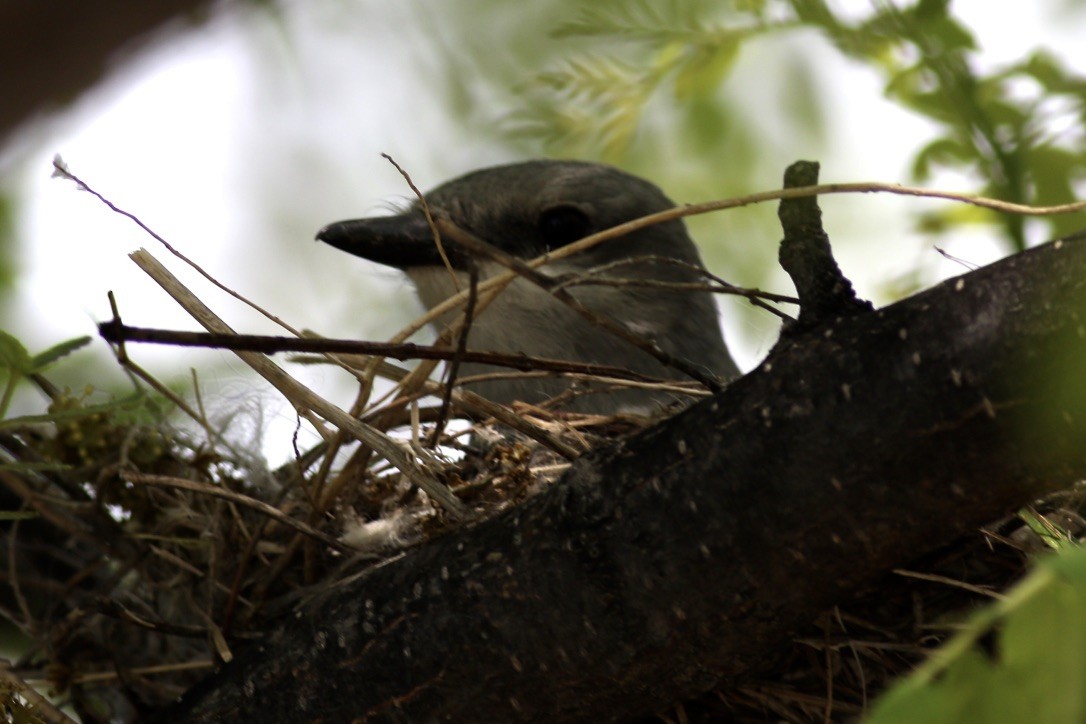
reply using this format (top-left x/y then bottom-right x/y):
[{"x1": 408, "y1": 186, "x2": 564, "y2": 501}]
[
  {"x1": 672, "y1": 34, "x2": 742, "y2": 100},
  {"x1": 911, "y1": 0, "x2": 976, "y2": 53},
  {"x1": 869, "y1": 548, "x2": 1086, "y2": 723},
  {"x1": 915, "y1": 0, "x2": 951, "y2": 18},
  {"x1": 551, "y1": 0, "x2": 699, "y2": 43},
  {"x1": 914, "y1": 203, "x2": 994, "y2": 235},
  {"x1": 0, "y1": 393, "x2": 146, "y2": 429},
  {"x1": 911, "y1": 137, "x2": 974, "y2": 180},
  {"x1": 29, "y1": 335, "x2": 92, "y2": 372},
  {"x1": 1026, "y1": 145, "x2": 1086, "y2": 239},
  {"x1": 0, "y1": 193, "x2": 16, "y2": 294},
  {"x1": 1021, "y1": 50, "x2": 1086, "y2": 95},
  {"x1": 0, "y1": 330, "x2": 32, "y2": 376},
  {"x1": 1017, "y1": 508, "x2": 1077, "y2": 551}
]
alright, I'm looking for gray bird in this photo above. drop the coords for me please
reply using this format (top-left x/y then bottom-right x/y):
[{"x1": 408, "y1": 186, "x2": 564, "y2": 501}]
[{"x1": 317, "y1": 160, "x2": 738, "y2": 415}]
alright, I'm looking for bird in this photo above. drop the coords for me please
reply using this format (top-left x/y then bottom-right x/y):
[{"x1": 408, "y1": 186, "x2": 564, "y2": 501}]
[{"x1": 316, "y1": 160, "x2": 739, "y2": 415}]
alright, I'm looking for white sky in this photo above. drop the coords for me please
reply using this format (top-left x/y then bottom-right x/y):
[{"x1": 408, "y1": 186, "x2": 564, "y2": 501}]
[{"x1": 6, "y1": 0, "x2": 1084, "y2": 460}]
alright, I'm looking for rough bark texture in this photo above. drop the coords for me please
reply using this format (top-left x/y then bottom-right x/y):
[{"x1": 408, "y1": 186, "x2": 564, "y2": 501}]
[
  {"x1": 151, "y1": 231, "x2": 1086, "y2": 722},
  {"x1": 777, "y1": 161, "x2": 873, "y2": 326}
]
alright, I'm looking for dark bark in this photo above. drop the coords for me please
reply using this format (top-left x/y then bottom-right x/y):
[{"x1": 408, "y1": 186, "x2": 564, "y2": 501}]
[
  {"x1": 0, "y1": 0, "x2": 215, "y2": 142},
  {"x1": 778, "y1": 160, "x2": 873, "y2": 327},
  {"x1": 152, "y1": 231, "x2": 1086, "y2": 722}
]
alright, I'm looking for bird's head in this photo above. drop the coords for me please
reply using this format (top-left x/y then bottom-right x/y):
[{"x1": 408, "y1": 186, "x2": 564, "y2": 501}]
[
  {"x1": 317, "y1": 160, "x2": 703, "y2": 277},
  {"x1": 316, "y1": 160, "x2": 737, "y2": 413}
]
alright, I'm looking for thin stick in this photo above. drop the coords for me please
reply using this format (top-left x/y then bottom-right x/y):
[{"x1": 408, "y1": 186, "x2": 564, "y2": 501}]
[
  {"x1": 105, "y1": 291, "x2": 223, "y2": 441},
  {"x1": 98, "y1": 323, "x2": 669, "y2": 383},
  {"x1": 382, "y1": 153, "x2": 459, "y2": 292},
  {"x1": 436, "y1": 219, "x2": 725, "y2": 392},
  {"x1": 7, "y1": 520, "x2": 32, "y2": 633},
  {"x1": 121, "y1": 471, "x2": 351, "y2": 552},
  {"x1": 392, "y1": 182, "x2": 1086, "y2": 343},
  {"x1": 431, "y1": 265, "x2": 478, "y2": 447},
  {"x1": 452, "y1": 371, "x2": 711, "y2": 398},
  {"x1": 99, "y1": 323, "x2": 668, "y2": 388},
  {"x1": 54, "y1": 157, "x2": 372, "y2": 391},
  {"x1": 552, "y1": 253, "x2": 798, "y2": 318},
  {"x1": 0, "y1": 661, "x2": 77, "y2": 724},
  {"x1": 893, "y1": 568, "x2": 1005, "y2": 599},
  {"x1": 127, "y1": 249, "x2": 467, "y2": 520},
  {"x1": 69, "y1": 659, "x2": 215, "y2": 685},
  {"x1": 53, "y1": 157, "x2": 297, "y2": 335}
]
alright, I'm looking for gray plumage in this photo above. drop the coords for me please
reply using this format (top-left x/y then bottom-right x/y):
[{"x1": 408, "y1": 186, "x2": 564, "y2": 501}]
[{"x1": 317, "y1": 160, "x2": 738, "y2": 414}]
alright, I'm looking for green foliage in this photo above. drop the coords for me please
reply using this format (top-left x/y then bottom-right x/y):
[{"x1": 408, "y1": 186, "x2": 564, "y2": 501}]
[
  {"x1": 801, "y1": 0, "x2": 1086, "y2": 250},
  {"x1": 1019, "y1": 507, "x2": 1081, "y2": 552},
  {"x1": 510, "y1": 1, "x2": 780, "y2": 161},
  {"x1": 0, "y1": 193, "x2": 16, "y2": 295},
  {"x1": 43, "y1": 388, "x2": 168, "y2": 467},
  {"x1": 0, "y1": 330, "x2": 182, "y2": 531},
  {"x1": 869, "y1": 546, "x2": 1086, "y2": 723},
  {"x1": 0, "y1": 330, "x2": 170, "y2": 464},
  {"x1": 503, "y1": 0, "x2": 1086, "y2": 251},
  {"x1": 0, "y1": 330, "x2": 90, "y2": 417}
]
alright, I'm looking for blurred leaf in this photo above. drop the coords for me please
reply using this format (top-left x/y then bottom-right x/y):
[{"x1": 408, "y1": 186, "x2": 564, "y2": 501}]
[
  {"x1": 1020, "y1": 50, "x2": 1086, "y2": 95},
  {"x1": 0, "y1": 193, "x2": 15, "y2": 295},
  {"x1": 979, "y1": 97, "x2": 1028, "y2": 130},
  {"x1": 913, "y1": 0, "x2": 975, "y2": 52},
  {"x1": 0, "y1": 330, "x2": 32, "y2": 376},
  {"x1": 443, "y1": 0, "x2": 1083, "y2": 253},
  {"x1": 1033, "y1": 145, "x2": 1086, "y2": 228},
  {"x1": 911, "y1": 137, "x2": 975, "y2": 181},
  {"x1": 869, "y1": 548, "x2": 1086, "y2": 723},
  {"x1": 777, "y1": 52, "x2": 825, "y2": 143},
  {"x1": 914, "y1": 202, "x2": 994, "y2": 235},
  {"x1": 0, "y1": 393, "x2": 146, "y2": 429},
  {"x1": 504, "y1": 1, "x2": 783, "y2": 163},
  {"x1": 678, "y1": 95, "x2": 733, "y2": 154},
  {"x1": 29, "y1": 335, "x2": 92, "y2": 372},
  {"x1": 1028, "y1": 145, "x2": 1084, "y2": 236},
  {"x1": 672, "y1": 32, "x2": 742, "y2": 100},
  {"x1": 552, "y1": 0, "x2": 696, "y2": 42}
]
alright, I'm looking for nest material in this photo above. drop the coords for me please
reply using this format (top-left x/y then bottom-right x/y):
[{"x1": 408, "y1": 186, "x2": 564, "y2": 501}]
[
  {"x1": 672, "y1": 494, "x2": 1086, "y2": 723},
  {"x1": 3, "y1": 376, "x2": 1084, "y2": 723},
  {"x1": 0, "y1": 375, "x2": 659, "y2": 722}
]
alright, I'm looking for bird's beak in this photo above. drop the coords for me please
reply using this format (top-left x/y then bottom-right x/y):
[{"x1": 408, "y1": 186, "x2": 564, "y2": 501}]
[{"x1": 317, "y1": 213, "x2": 460, "y2": 269}]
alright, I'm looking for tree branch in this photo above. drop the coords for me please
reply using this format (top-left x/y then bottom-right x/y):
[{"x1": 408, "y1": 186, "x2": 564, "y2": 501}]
[
  {"x1": 778, "y1": 160, "x2": 873, "y2": 329},
  {"x1": 151, "y1": 228, "x2": 1086, "y2": 722}
]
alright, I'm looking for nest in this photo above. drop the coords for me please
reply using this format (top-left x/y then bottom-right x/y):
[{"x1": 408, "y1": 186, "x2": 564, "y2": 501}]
[
  {"x1": 1, "y1": 226, "x2": 690, "y2": 719},
  {"x1": 1, "y1": 359, "x2": 669, "y2": 721},
  {"x1": 4, "y1": 337, "x2": 1084, "y2": 724}
]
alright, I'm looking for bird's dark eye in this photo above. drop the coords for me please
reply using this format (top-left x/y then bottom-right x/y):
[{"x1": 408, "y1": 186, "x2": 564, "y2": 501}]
[{"x1": 537, "y1": 205, "x2": 592, "y2": 248}]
